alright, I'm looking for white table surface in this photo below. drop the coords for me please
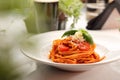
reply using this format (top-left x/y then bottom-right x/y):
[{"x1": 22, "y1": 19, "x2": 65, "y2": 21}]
[
  {"x1": 24, "y1": 29, "x2": 120, "y2": 80},
  {"x1": 25, "y1": 63, "x2": 120, "y2": 80},
  {"x1": 1, "y1": 12, "x2": 120, "y2": 80}
]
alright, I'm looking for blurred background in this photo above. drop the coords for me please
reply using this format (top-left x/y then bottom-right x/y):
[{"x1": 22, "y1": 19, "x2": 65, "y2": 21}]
[
  {"x1": 0, "y1": 0, "x2": 35, "y2": 80},
  {"x1": 0, "y1": 0, "x2": 114, "y2": 80}
]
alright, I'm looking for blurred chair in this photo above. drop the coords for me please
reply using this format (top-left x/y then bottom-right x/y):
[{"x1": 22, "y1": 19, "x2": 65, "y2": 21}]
[{"x1": 86, "y1": 0, "x2": 120, "y2": 30}]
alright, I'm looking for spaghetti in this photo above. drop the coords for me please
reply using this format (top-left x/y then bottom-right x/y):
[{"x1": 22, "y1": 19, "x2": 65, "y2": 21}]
[{"x1": 49, "y1": 30, "x2": 104, "y2": 64}]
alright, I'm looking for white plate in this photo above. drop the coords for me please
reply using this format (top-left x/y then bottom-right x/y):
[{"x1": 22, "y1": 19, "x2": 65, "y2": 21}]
[{"x1": 21, "y1": 30, "x2": 120, "y2": 71}]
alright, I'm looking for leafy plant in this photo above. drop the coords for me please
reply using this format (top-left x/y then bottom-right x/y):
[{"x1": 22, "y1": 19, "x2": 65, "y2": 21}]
[
  {"x1": 0, "y1": 54, "x2": 21, "y2": 80},
  {"x1": 59, "y1": 0, "x2": 83, "y2": 29}
]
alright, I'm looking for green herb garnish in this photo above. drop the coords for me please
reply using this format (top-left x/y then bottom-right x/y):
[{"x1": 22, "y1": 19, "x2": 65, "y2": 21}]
[
  {"x1": 79, "y1": 29, "x2": 94, "y2": 44},
  {"x1": 61, "y1": 29, "x2": 94, "y2": 44},
  {"x1": 62, "y1": 30, "x2": 77, "y2": 37}
]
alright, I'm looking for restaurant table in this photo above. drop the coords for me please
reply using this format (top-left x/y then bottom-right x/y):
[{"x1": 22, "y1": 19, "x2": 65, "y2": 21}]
[
  {"x1": 24, "y1": 29, "x2": 120, "y2": 80},
  {"x1": 0, "y1": 12, "x2": 120, "y2": 80}
]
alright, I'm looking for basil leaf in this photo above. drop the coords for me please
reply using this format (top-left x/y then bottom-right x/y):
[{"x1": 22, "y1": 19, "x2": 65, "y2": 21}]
[
  {"x1": 62, "y1": 30, "x2": 78, "y2": 38},
  {"x1": 80, "y1": 29, "x2": 94, "y2": 44}
]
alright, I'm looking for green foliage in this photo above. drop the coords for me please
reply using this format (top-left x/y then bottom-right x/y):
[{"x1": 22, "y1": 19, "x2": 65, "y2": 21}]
[
  {"x1": 59, "y1": 0, "x2": 83, "y2": 28},
  {"x1": 0, "y1": 51, "x2": 21, "y2": 80},
  {"x1": 0, "y1": 0, "x2": 33, "y2": 11}
]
